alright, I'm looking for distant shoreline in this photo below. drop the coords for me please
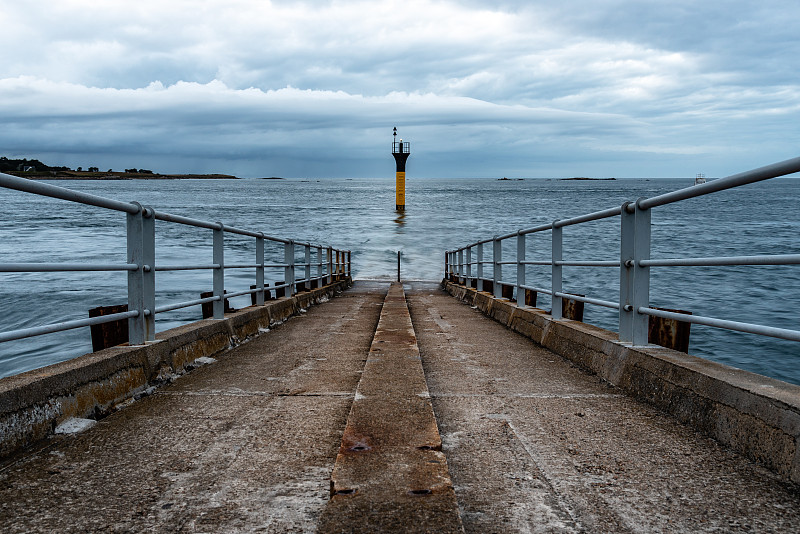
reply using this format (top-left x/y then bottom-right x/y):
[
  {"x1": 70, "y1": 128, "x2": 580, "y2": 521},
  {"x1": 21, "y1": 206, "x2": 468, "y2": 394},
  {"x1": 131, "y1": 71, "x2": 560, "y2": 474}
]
[{"x1": 6, "y1": 171, "x2": 240, "y2": 180}]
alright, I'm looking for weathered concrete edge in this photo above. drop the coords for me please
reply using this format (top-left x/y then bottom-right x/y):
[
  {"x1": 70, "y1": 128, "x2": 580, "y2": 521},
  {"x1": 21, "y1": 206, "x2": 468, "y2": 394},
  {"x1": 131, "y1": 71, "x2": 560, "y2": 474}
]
[
  {"x1": 320, "y1": 282, "x2": 465, "y2": 533},
  {"x1": 0, "y1": 278, "x2": 352, "y2": 459},
  {"x1": 442, "y1": 280, "x2": 800, "y2": 485}
]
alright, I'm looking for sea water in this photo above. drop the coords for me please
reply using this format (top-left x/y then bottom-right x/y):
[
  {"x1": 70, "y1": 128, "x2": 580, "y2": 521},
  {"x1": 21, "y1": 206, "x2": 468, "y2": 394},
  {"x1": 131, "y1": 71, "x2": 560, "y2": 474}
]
[{"x1": 1, "y1": 177, "x2": 798, "y2": 384}]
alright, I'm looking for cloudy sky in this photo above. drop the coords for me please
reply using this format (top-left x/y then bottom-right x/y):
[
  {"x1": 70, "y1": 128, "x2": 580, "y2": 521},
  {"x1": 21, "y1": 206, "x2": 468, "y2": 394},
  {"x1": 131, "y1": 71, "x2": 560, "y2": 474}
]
[{"x1": 1, "y1": 0, "x2": 798, "y2": 178}]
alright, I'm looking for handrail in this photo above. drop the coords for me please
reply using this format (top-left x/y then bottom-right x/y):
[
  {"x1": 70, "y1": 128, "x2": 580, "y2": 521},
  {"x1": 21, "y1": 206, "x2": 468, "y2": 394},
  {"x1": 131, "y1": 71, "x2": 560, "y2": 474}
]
[
  {"x1": 0, "y1": 173, "x2": 141, "y2": 214},
  {"x1": 444, "y1": 156, "x2": 800, "y2": 347},
  {"x1": 0, "y1": 172, "x2": 354, "y2": 356},
  {"x1": 0, "y1": 310, "x2": 141, "y2": 343},
  {"x1": 638, "y1": 156, "x2": 800, "y2": 210},
  {"x1": 0, "y1": 263, "x2": 139, "y2": 272}
]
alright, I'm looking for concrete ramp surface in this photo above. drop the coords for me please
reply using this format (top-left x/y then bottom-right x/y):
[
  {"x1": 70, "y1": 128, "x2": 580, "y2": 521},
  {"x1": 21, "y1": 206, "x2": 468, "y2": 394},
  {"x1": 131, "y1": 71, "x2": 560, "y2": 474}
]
[{"x1": 0, "y1": 281, "x2": 798, "y2": 533}]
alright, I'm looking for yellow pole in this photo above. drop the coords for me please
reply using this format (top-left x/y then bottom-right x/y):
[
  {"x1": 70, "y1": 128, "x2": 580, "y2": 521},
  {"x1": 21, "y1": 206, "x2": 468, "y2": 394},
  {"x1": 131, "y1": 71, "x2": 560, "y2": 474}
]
[
  {"x1": 395, "y1": 171, "x2": 405, "y2": 210},
  {"x1": 392, "y1": 128, "x2": 410, "y2": 211}
]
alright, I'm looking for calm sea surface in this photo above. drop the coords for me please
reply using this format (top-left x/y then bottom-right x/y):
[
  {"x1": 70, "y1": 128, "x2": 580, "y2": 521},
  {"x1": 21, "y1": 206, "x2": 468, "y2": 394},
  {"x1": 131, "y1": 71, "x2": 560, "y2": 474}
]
[{"x1": 1, "y1": 177, "x2": 798, "y2": 384}]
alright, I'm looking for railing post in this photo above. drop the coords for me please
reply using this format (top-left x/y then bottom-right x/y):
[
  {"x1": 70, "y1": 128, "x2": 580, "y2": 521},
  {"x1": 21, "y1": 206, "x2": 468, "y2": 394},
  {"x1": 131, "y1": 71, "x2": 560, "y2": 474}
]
[
  {"x1": 619, "y1": 202, "x2": 634, "y2": 341},
  {"x1": 493, "y1": 236, "x2": 502, "y2": 298},
  {"x1": 458, "y1": 248, "x2": 464, "y2": 284},
  {"x1": 126, "y1": 202, "x2": 145, "y2": 345},
  {"x1": 304, "y1": 244, "x2": 311, "y2": 291},
  {"x1": 551, "y1": 223, "x2": 562, "y2": 319},
  {"x1": 285, "y1": 240, "x2": 295, "y2": 296},
  {"x1": 256, "y1": 234, "x2": 265, "y2": 305},
  {"x1": 448, "y1": 251, "x2": 454, "y2": 279},
  {"x1": 466, "y1": 246, "x2": 472, "y2": 286},
  {"x1": 477, "y1": 243, "x2": 484, "y2": 292},
  {"x1": 632, "y1": 200, "x2": 651, "y2": 345},
  {"x1": 212, "y1": 223, "x2": 225, "y2": 319},
  {"x1": 347, "y1": 250, "x2": 352, "y2": 279},
  {"x1": 327, "y1": 246, "x2": 333, "y2": 285},
  {"x1": 317, "y1": 245, "x2": 323, "y2": 287},
  {"x1": 619, "y1": 200, "x2": 651, "y2": 344},
  {"x1": 516, "y1": 231, "x2": 526, "y2": 308},
  {"x1": 142, "y1": 207, "x2": 155, "y2": 341}
]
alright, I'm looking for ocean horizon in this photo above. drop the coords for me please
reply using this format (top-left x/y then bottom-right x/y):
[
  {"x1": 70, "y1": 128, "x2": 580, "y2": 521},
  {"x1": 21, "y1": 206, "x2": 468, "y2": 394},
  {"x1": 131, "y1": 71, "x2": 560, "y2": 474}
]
[{"x1": 1, "y1": 176, "x2": 798, "y2": 385}]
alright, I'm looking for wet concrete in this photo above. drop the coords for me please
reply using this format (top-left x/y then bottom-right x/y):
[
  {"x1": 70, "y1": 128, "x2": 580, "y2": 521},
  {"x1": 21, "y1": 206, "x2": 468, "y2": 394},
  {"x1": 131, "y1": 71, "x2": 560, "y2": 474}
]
[
  {"x1": 319, "y1": 283, "x2": 463, "y2": 533},
  {"x1": 1, "y1": 280, "x2": 799, "y2": 533},
  {"x1": 405, "y1": 282, "x2": 800, "y2": 533},
  {"x1": 0, "y1": 281, "x2": 388, "y2": 533}
]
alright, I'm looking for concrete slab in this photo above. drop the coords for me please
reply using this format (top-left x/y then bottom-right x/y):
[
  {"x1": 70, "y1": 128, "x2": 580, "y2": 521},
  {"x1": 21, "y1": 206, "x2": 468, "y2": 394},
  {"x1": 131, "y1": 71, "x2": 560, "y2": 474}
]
[
  {"x1": 0, "y1": 281, "x2": 388, "y2": 533},
  {"x1": 319, "y1": 283, "x2": 464, "y2": 533},
  {"x1": 406, "y1": 282, "x2": 800, "y2": 533},
  {"x1": 2, "y1": 280, "x2": 798, "y2": 533},
  {"x1": 442, "y1": 280, "x2": 800, "y2": 484}
]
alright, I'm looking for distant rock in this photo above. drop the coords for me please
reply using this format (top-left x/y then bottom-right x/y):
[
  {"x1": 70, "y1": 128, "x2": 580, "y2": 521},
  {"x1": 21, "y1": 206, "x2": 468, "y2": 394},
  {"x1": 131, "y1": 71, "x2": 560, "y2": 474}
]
[{"x1": 561, "y1": 177, "x2": 616, "y2": 181}]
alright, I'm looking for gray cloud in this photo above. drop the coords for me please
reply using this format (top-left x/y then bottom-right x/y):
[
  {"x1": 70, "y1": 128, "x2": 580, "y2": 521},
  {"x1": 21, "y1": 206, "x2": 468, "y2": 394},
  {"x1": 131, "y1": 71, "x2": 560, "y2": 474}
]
[{"x1": 1, "y1": 0, "x2": 798, "y2": 178}]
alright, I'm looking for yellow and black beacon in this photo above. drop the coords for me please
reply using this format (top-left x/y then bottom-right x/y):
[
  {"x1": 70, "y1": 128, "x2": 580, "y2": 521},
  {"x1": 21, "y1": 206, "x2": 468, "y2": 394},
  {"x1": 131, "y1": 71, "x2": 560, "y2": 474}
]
[{"x1": 392, "y1": 126, "x2": 410, "y2": 211}]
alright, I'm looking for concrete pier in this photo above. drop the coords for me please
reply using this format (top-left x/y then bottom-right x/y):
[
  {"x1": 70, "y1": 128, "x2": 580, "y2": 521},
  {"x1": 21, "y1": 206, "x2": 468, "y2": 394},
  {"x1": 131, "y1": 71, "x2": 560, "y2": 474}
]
[{"x1": 1, "y1": 281, "x2": 799, "y2": 532}]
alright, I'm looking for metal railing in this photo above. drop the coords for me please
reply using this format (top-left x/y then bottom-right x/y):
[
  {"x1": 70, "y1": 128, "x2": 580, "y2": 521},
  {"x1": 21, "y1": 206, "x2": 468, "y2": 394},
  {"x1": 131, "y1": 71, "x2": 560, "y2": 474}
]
[
  {"x1": 445, "y1": 156, "x2": 800, "y2": 346},
  {"x1": 0, "y1": 173, "x2": 351, "y2": 346},
  {"x1": 392, "y1": 141, "x2": 410, "y2": 154}
]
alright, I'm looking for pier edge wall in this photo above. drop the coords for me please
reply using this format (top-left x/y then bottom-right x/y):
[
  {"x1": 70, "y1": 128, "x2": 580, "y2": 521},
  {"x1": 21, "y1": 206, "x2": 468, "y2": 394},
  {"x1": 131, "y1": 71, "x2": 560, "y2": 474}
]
[
  {"x1": 442, "y1": 280, "x2": 800, "y2": 485},
  {"x1": 0, "y1": 279, "x2": 352, "y2": 459}
]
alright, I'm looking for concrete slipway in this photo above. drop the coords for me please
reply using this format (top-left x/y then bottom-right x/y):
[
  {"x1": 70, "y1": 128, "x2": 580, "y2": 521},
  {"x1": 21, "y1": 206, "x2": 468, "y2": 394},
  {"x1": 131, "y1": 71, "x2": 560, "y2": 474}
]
[{"x1": 0, "y1": 281, "x2": 798, "y2": 532}]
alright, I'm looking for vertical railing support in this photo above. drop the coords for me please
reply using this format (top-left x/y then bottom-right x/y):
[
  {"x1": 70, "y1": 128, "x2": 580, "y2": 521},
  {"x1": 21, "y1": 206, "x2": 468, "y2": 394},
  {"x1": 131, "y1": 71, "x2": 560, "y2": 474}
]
[
  {"x1": 212, "y1": 223, "x2": 225, "y2": 319},
  {"x1": 327, "y1": 247, "x2": 333, "y2": 285},
  {"x1": 551, "y1": 223, "x2": 562, "y2": 319},
  {"x1": 285, "y1": 241, "x2": 295, "y2": 297},
  {"x1": 466, "y1": 246, "x2": 472, "y2": 286},
  {"x1": 448, "y1": 251, "x2": 453, "y2": 281},
  {"x1": 127, "y1": 202, "x2": 145, "y2": 345},
  {"x1": 493, "y1": 237, "x2": 502, "y2": 298},
  {"x1": 516, "y1": 231, "x2": 526, "y2": 307},
  {"x1": 256, "y1": 234, "x2": 265, "y2": 305},
  {"x1": 619, "y1": 202, "x2": 634, "y2": 341},
  {"x1": 304, "y1": 244, "x2": 311, "y2": 291},
  {"x1": 458, "y1": 248, "x2": 464, "y2": 284},
  {"x1": 317, "y1": 246, "x2": 323, "y2": 287},
  {"x1": 632, "y1": 200, "x2": 651, "y2": 345},
  {"x1": 142, "y1": 207, "x2": 155, "y2": 341},
  {"x1": 348, "y1": 250, "x2": 352, "y2": 279},
  {"x1": 619, "y1": 199, "x2": 651, "y2": 344},
  {"x1": 477, "y1": 243, "x2": 484, "y2": 292}
]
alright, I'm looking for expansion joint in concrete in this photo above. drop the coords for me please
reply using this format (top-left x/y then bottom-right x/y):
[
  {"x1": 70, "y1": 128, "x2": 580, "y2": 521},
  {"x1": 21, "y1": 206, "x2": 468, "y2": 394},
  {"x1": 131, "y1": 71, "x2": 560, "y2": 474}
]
[{"x1": 319, "y1": 282, "x2": 464, "y2": 533}]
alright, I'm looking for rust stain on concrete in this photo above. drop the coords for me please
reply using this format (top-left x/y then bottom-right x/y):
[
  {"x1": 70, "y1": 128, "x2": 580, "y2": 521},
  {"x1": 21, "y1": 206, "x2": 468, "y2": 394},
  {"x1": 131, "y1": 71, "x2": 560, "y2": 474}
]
[{"x1": 319, "y1": 283, "x2": 464, "y2": 533}]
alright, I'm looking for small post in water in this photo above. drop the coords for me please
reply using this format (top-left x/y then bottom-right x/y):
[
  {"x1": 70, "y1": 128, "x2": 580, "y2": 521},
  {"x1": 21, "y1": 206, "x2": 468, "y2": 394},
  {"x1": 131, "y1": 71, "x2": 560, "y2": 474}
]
[{"x1": 397, "y1": 250, "x2": 401, "y2": 282}]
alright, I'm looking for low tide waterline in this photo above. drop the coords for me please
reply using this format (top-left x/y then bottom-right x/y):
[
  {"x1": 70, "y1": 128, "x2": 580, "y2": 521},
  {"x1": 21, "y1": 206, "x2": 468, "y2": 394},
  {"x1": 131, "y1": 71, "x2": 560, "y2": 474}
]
[{"x1": 1, "y1": 177, "x2": 798, "y2": 385}]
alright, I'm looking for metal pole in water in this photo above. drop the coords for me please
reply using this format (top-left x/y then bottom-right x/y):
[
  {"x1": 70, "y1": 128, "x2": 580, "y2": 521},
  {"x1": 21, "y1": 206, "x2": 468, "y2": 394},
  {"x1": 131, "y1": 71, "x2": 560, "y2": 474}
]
[{"x1": 397, "y1": 251, "x2": 401, "y2": 282}]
